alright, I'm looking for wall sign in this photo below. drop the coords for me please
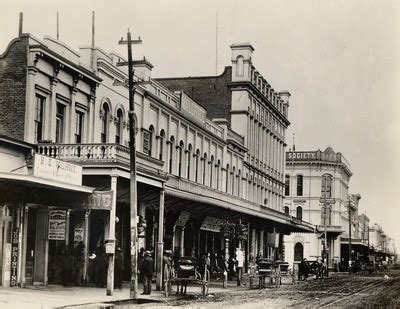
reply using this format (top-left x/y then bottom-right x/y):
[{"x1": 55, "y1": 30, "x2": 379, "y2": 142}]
[
  {"x1": 200, "y1": 217, "x2": 226, "y2": 233},
  {"x1": 33, "y1": 154, "x2": 82, "y2": 186},
  {"x1": 175, "y1": 211, "x2": 190, "y2": 227},
  {"x1": 74, "y1": 228, "x2": 84, "y2": 242},
  {"x1": 78, "y1": 191, "x2": 113, "y2": 210},
  {"x1": 48, "y1": 210, "x2": 67, "y2": 240},
  {"x1": 10, "y1": 228, "x2": 19, "y2": 287}
]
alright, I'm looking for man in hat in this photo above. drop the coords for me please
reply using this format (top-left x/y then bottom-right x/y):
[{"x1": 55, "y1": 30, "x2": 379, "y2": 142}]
[{"x1": 140, "y1": 250, "x2": 154, "y2": 295}]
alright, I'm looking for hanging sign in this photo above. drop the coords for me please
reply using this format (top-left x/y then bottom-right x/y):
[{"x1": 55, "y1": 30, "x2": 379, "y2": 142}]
[
  {"x1": 78, "y1": 191, "x2": 113, "y2": 210},
  {"x1": 10, "y1": 228, "x2": 19, "y2": 286},
  {"x1": 175, "y1": 211, "x2": 190, "y2": 227},
  {"x1": 48, "y1": 210, "x2": 67, "y2": 240},
  {"x1": 200, "y1": 216, "x2": 226, "y2": 233},
  {"x1": 74, "y1": 228, "x2": 84, "y2": 242}
]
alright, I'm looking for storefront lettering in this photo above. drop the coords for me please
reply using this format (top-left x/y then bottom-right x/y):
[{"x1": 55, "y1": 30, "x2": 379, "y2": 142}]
[
  {"x1": 34, "y1": 154, "x2": 82, "y2": 186},
  {"x1": 287, "y1": 152, "x2": 317, "y2": 160},
  {"x1": 200, "y1": 217, "x2": 227, "y2": 233},
  {"x1": 78, "y1": 191, "x2": 113, "y2": 210},
  {"x1": 10, "y1": 228, "x2": 19, "y2": 287}
]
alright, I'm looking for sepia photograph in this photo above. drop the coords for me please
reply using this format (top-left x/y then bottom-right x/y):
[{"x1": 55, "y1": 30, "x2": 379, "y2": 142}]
[{"x1": 0, "y1": 0, "x2": 399, "y2": 308}]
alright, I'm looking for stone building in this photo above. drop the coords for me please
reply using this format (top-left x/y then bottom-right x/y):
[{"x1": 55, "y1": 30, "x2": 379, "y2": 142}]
[
  {"x1": 283, "y1": 147, "x2": 352, "y2": 270},
  {"x1": 0, "y1": 32, "x2": 314, "y2": 291}
]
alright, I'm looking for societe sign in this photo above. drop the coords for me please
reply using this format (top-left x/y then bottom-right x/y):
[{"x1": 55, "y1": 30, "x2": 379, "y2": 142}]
[{"x1": 33, "y1": 154, "x2": 82, "y2": 186}]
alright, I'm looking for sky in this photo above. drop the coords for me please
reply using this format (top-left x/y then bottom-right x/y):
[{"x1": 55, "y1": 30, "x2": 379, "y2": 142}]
[{"x1": 1, "y1": 0, "x2": 399, "y2": 250}]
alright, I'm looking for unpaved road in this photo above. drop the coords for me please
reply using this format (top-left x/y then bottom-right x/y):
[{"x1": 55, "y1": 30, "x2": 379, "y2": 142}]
[{"x1": 143, "y1": 269, "x2": 400, "y2": 308}]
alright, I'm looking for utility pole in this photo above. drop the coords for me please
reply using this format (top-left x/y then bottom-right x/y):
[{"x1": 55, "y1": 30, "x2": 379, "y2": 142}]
[
  {"x1": 348, "y1": 198, "x2": 352, "y2": 272},
  {"x1": 118, "y1": 30, "x2": 142, "y2": 299}
]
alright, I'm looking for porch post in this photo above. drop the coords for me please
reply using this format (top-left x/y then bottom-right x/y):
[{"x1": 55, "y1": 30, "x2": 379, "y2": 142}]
[
  {"x1": 20, "y1": 205, "x2": 28, "y2": 287},
  {"x1": 83, "y1": 210, "x2": 90, "y2": 283},
  {"x1": 106, "y1": 175, "x2": 117, "y2": 296},
  {"x1": 259, "y1": 230, "x2": 264, "y2": 258},
  {"x1": 156, "y1": 189, "x2": 165, "y2": 291},
  {"x1": 180, "y1": 227, "x2": 185, "y2": 256}
]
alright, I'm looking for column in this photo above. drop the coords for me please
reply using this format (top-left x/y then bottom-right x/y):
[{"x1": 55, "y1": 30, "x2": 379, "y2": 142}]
[
  {"x1": 106, "y1": 175, "x2": 117, "y2": 296},
  {"x1": 259, "y1": 230, "x2": 264, "y2": 257},
  {"x1": 48, "y1": 77, "x2": 58, "y2": 141},
  {"x1": 25, "y1": 67, "x2": 38, "y2": 143},
  {"x1": 180, "y1": 227, "x2": 185, "y2": 256},
  {"x1": 156, "y1": 189, "x2": 165, "y2": 291},
  {"x1": 251, "y1": 228, "x2": 256, "y2": 266},
  {"x1": 83, "y1": 211, "x2": 90, "y2": 283}
]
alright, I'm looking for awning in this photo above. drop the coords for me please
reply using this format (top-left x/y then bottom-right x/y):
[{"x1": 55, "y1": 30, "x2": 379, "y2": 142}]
[
  {"x1": 164, "y1": 186, "x2": 315, "y2": 233},
  {"x1": 0, "y1": 172, "x2": 94, "y2": 194}
]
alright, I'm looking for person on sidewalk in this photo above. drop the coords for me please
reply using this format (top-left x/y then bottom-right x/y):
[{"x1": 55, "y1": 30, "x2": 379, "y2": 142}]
[
  {"x1": 73, "y1": 242, "x2": 85, "y2": 286},
  {"x1": 141, "y1": 250, "x2": 154, "y2": 295},
  {"x1": 236, "y1": 247, "x2": 244, "y2": 286},
  {"x1": 138, "y1": 247, "x2": 145, "y2": 284},
  {"x1": 114, "y1": 247, "x2": 124, "y2": 290}
]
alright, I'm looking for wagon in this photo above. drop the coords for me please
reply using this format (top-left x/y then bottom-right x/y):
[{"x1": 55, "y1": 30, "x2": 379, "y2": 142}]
[
  {"x1": 249, "y1": 259, "x2": 281, "y2": 289},
  {"x1": 164, "y1": 256, "x2": 210, "y2": 298}
]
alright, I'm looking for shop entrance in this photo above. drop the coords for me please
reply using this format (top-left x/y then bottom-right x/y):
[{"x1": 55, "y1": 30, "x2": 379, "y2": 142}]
[
  {"x1": 0, "y1": 205, "x2": 12, "y2": 286},
  {"x1": 25, "y1": 207, "x2": 37, "y2": 285}
]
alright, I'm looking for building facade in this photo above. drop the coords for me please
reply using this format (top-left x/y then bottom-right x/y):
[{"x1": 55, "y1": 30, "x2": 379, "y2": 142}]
[
  {"x1": 283, "y1": 147, "x2": 352, "y2": 270},
  {"x1": 0, "y1": 33, "x2": 315, "y2": 291}
]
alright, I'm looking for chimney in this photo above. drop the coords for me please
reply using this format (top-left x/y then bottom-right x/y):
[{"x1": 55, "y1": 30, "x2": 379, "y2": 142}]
[
  {"x1": 132, "y1": 57, "x2": 153, "y2": 81},
  {"x1": 18, "y1": 12, "x2": 23, "y2": 37},
  {"x1": 279, "y1": 91, "x2": 291, "y2": 118}
]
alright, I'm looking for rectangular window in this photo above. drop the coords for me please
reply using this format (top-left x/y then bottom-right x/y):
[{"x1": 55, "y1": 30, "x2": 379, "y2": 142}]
[
  {"x1": 75, "y1": 111, "x2": 84, "y2": 143},
  {"x1": 35, "y1": 95, "x2": 45, "y2": 142},
  {"x1": 321, "y1": 175, "x2": 332, "y2": 198},
  {"x1": 296, "y1": 175, "x2": 303, "y2": 196},
  {"x1": 55, "y1": 103, "x2": 65, "y2": 143},
  {"x1": 285, "y1": 175, "x2": 290, "y2": 196}
]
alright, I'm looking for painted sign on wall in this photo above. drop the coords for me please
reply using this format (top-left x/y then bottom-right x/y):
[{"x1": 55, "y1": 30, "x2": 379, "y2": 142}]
[
  {"x1": 10, "y1": 228, "x2": 19, "y2": 287},
  {"x1": 33, "y1": 154, "x2": 82, "y2": 186},
  {"x1": 48, "y1": 210, "x2": 67, "y2": 240}
]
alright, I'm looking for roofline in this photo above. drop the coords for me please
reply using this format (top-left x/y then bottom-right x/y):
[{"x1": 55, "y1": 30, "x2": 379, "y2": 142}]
[{"x1": 155, "y1": 66, "x2": 231, "y2": 81}]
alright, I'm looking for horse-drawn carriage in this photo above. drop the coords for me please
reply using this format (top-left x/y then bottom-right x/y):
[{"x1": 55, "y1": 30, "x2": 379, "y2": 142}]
[
  {"x1": 249, "y1": 259, "x2": 293, "y2": 289},
  {"x1": 164, "y1": 256, "x2": 210, "y2": 298}
]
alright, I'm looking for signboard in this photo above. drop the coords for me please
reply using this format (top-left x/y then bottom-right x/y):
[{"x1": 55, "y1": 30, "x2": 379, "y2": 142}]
[
  {"x1": 175, "y1": 211, "x2": 190, "y2": 227},
  {"x1": 33, "y1": 154, "x2": 82, "y2": 186},
  {"x1": 74, "y1": 228, "x2": 84, "y2": 242},
  {"x1": 179, "y1": 92, "x2": 207, "y2": 125},
  {"x1": 286, "y1": 151, "x2": 340, "y2": 163},
  {"x1": 10, "y1": 228, "x2": 19, "y2": 286},
  {"x1": 48, "y1": 210, "x2": 67, "y2": 240},
  {"x1": 200, "y1": 217, "x2": 226, "y2": 233},
  {"x1": 78, "y1": 191, "x2": 113, "y2": 210}
]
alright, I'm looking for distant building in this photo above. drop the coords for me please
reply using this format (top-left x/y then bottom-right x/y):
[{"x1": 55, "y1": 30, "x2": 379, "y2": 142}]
[{"x1": 283, "y1": 147, "x2": 352, "y2": 270}]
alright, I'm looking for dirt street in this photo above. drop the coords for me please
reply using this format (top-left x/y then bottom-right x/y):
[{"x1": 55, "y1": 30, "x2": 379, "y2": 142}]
[{"x1": 143, "y1": 270, "x2": 400, "y2": 308}]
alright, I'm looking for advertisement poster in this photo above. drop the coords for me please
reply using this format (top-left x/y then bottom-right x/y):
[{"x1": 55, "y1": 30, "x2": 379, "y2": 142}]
[{"x1": 48, "y1": 210, "x2": 67, "y2": 240}]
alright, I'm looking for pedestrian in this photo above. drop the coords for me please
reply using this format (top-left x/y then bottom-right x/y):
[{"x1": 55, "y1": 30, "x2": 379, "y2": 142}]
[
  {"x1": 114, "y1": 247, "x2": 124, "y2": 290},
  {"x1": 73, "y1": 242, "x2": 85, "y2": 286},
  {"x1": 138, "y1": 247, "x2": 145, "y2": 284},
  {"x1": 236, "y1": 247, "x2": 244, "y2": 286},
  {"x1": 60, "y1": 244, "x2": 70, "y2": 286},
  {"x1": 140, "y1": 250, "x2": 154, "y2": 295}
]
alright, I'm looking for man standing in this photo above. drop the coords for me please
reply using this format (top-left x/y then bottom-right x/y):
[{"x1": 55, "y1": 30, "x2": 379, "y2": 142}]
[
  {"x1": 141, "y1": 250, "x2": 154, "y2": 295},
  {"x1": 236, "y1": 247, "x2": 244, "y2": 286}
]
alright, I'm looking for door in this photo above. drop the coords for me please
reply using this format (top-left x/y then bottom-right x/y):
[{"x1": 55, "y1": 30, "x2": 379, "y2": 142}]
[{"x1": 25, "y1": 208, "x2": 37, "y2": 285}]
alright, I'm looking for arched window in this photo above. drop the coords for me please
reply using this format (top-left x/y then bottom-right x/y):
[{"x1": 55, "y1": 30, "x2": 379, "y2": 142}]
[
  {"x1": 285, "y1": 175, "x2": 290, "y2": 196},
  {"x1": 187, "y1": 144, "x2": 192, "y2": 180},
  {"x1": 226, "y1": 164, "x2": 230, "y2": 193},
  {"x1": 321, "y1": 174, "x2": 333, "y2": 198},
  {"x1": 297, "y1": 175, "x2": 303, "y2": 196},
  {"x1": 143, "y1": 126, "x2": 154, "y2": 156},
  {"x1": 115, "y1": 108, "x2": 123, "y2": 144},
  {"x1": 294, "y1": 242, "x2": 304, "y2": 262},
  {"x1": 296, "y1": 206, "x2": 303, "y2": 220},
  {"x1": 159, "y1": 130, "x2": 165, "y2": 161},
  {"x1": 178, "y1": 141, "x2": 184, "y2": 177},
  {"x1": 169, "y1": 136, "x2": 175, "y2": 174},
  {"x1": 236, "y1": 56, "x2": 244, "y2": 76},
  {"x1": 202, "y1": 153, "x2": 207, "y2": 185},
  {"x1": 210, "y1": 155, "x2": 214, "y2": 188},
  {"x1": 284, "y1": 206, "x2": 290, "y2": 215},
  {"x1": 216, "y1": 160, "x2": 221, "y2": 190},
  {"x1": 195, "y1": 149, "x2": 200, "y2": 182},
  {"x1": 101, "y1": 103, "x2": 109, "y2": 143}
]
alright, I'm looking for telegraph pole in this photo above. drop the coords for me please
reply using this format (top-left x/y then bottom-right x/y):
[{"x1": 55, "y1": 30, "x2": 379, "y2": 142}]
[
  {"x1": 348, "y1": 198, "x2": 352, "y2": 272},
  {"x1": 118, "y1": 30, "x2": 142, "y2": 299}
]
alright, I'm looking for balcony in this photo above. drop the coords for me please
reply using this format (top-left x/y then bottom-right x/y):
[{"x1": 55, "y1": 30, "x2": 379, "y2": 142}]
[{"x1": 37, "y1": 143, "x2": 164, "y2": 174}]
